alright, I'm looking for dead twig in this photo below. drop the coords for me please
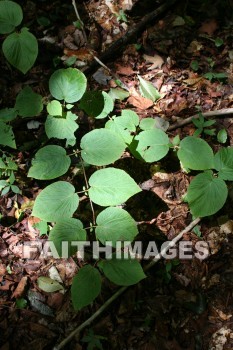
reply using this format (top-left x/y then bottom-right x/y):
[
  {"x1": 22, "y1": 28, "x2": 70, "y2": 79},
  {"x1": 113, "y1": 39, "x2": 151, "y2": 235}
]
[
  {"x1": 168, "y1": 107, "x2": 233, "y2": 131},
  {"x1": 53, "y1": 217, "x2": 201, "y2": 350}
]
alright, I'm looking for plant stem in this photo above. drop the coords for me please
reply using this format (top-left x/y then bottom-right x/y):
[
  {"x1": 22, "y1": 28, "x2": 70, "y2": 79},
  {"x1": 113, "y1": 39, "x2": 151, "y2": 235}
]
[
  {"x1": 53, "y1": 217, "x2": 201, "y2": 350},
  {"x1": 71, "y1": 0, "x2": 88, "y2": 43},
  {"x1": 80, "y1": 157, "x2": 96, "y2": 225}
]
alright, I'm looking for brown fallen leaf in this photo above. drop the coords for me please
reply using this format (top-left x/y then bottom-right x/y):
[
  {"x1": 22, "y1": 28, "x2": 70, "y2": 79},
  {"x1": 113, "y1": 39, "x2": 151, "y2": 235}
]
[
  {"x1": 127, "y1": 95, "x2": 153, "y2": 109},
  {"x1": 12, "y1": 276, "x2": 28, "y2": 299},
  {"x1": 183, "y1": 77, "x2": 203, "y2": 86},
  {"x1": 116, "y1": 65, "x2": 135, "y2": 76},
  {"x1": 199, "y1": 19, "x2": 218, "y2": 35},
  {"x1": 63, "y1": 48, "x2": 95, "y2": 62},
  {"x1": 143, "y1": 54, "x2": 164, "y2": 69}
]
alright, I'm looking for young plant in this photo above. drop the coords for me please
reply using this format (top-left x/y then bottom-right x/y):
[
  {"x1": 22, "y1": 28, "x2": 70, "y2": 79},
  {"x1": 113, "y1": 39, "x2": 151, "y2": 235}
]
[
  {"x1": 0, "y1": 171, "x2": 21, "y2": 195},
  {"x1": 192, "y1": 112, "x2": 216, "y2": 136}
]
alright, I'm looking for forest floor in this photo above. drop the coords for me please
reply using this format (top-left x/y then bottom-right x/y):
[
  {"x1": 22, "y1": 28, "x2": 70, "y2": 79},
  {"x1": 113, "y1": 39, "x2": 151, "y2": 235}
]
[{"x1": 0, "y1": 0, "x2": 233, "y2": 349}]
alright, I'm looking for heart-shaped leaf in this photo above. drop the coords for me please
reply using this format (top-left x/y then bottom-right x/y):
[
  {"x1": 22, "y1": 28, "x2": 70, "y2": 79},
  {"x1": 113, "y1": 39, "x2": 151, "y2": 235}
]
[
  {"x1": 81, "y1": 129, "x2": 125, "y2": 165},
  {"x1": 0, "y1": 1, "x2": 23, "y2": 34},
  {"x1": 32, "y1": 181, "x2": 79, "y2": 222},
  {"x1": 3, "y1": 28, "x2": 38, "y2": 73},
  {"x1": 49, "y1": 68, "x2": 87, "y2": 103},
  {"x1": 178, "y1": 136, "x2": 214, "y2": 170},
  {"x1": 89, "y1": 168, "x2": 141, "y2": 206},
  {"x1": 185, "y1": 170, "x2": 228, "y2": 217},
  {"x1": 71, "y1": 265, "x2": 101, "y2": 310},
  {"x1": 96, "y1": 207, "x2": 138, "y2": 246},
  {"x1": 98, "y1": 257, "x2": 146, "y2": 286},
  {"x1": 28, "y1": 145, "x2": 71, "y2": 180},
  {"x1": 15, "y1": 86, "x2": 43, "y2": 117}
]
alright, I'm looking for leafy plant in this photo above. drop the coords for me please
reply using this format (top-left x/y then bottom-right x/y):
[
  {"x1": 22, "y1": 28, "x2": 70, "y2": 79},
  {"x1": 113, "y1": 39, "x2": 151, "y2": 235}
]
[
  {"x1": 1, "y1": 66, "x2": 233, "y2": 312},
  {"x1": 116, "y1": 10, "x2": 128, "y2": 23},
  {"x1": 0, "y1": 171, "x2": 21, "y2": 195},
  {"x1": 81, "y1": 329, "x2": 107, "y2": 350},
  {"x1": 190, "y1": 60, "x2": 199, "y2": 71},
  {"x1": 204, "y1": 71, "x2": 228, "y2": 82},
  {"x1": 0, "y1": 0, "x2": 38, "y2": 73},
  {"x1": 192, "y1": 112, "x2": 216, "y2": 136}
]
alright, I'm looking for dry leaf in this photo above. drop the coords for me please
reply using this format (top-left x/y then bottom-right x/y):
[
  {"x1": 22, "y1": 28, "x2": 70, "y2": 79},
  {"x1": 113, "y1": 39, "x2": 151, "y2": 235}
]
[
  {"x1": 63, "y1": 48, "x2": 95, "y2": 62},
  {"x1": 187, "y1": 40, "x2": 203, "y2": 53},
  {"x1": 127, "y1": 95, "x2": 153, "y2": 109},
  {"x1": 12, "y1": 276, "x2": 28, "y2": 299},
  {"x1": 199, "y1": 19, "x2": 218, "y2": 35},
  {"x1": 183, "y1": 77, "x2": 203, "y2": 86},
  {"x1": 143, "y1": 54, "x2": 164, "y2": 69},
  {"x1": 116, "y1": 65, "x2": 135, "y2": 75}
]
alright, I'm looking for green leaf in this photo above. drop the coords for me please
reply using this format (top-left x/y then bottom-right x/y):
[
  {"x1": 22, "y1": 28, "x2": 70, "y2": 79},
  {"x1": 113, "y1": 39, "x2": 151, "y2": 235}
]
[
  {"x1": 98, "y1": 257, "x2": 146, "y2": 286},
  {"x1": 214, "y1": 147, "x2": 233, "y2": 180},
  {"x1": 49, "y1": 68, "x2": 87, "y2": 103},
  {"x1": 108, "y1": 88, "x2": 129, "y2": 101},
  {"x1": 96, "y1": 207, "x2": 138, "y2": 246},
  {"x1": 1, "y1": 186, "x2": 10, "y2": 195},
  {"x1": 190, "y1": 60, "x2": 199, "y2": 71},
  {"x1": 16, "y1": 298, "x2": 27, "y2": 309},
  {"x1": 45, "y1": 111, "x2": 78, "y2": 147},
  {"x1": 105, "y1": 110, "x2": 139, "y2": 144},
  {"x1": 81, "y1": 129, "x2": 125, "y2": 166},
  {"x1": 2, "y1": 28, "x2": 38, "y2": 74},
  {"x1": 47, "y1": 100, "x2": 63, "y2": 116},
  {"x1": 203, "y1": 119, "x2": 216, "y2": 127},
  {"x1": 203, "y1": 129, "x2": 215, "y2": 136},
  {"x1": 178, "y1": 136, "x2": 214, "y2": 170},
  {"x1": 172, "y1": 135, "x2": 180, "y2": 146},
  {"x1": 185, "y1": 171, "x2": 228, "y2": 217},
  {"x1": 138, "y1": 75, "x2": 161, "y2": 102},
  {"x1": 134, "y1": 129, "x2": 170, "y2": 162},
  {"x1": 15, "y1": 86, "x2": 43, "y2": 117},
  {"x1": 139, "y1": 117, "x2": 169, "y2": 131},
  {"x1": 32, "y1": 181, "x2": 79, "y2": 222},
  {"x1": 0, "y1": 180, "x2": 8, "y2": 190},
  {"x1": 37, "y1": 276, "x2": 64, "y2": 293},
  {"x1": 192, "y1": 118, "x2": 203, "y2": 128},
  {"x1": 11, "y1": 185, "x2": 21, "y2": 194},
  {"x1": 204, "y1": 72, "x2": 228, "y2": 81},
  {"x1": 71, "y1": 265, "x2": 101, "y2": 310},
  {"x1": 79, "y1": 91, "x2": 114, "y2": 119},
  {"x1": 89, "y1": 168, "x2": 141, "y2": 206},
  {"x1": 214, "y1": 37, "x2": 223, "y2": 47},
  {"x1": 34, "y1": 220, "x2": 48, "y2": 236},
  {"x1": 0, "y1": 108, "x2": 18, "y2": 122},
  {"x1": 172, "y1": 15, "x2": 185, "y2": 26},
  {"x1": 49, "y1": 218, "x2": 86, "y2": 258},
  {"x1": 217, "y1": 129, "x2": 227, "y2": 144},
  {"x1": 28, "y1": 145, "x2": 71, "y2": 180},
  {"x1": 0, "y1": 122, "x2": 16, "y2": 148},
  {"x1": 96, "y1": 92, "x2": 114, "y2": 119},
  {"x1": 0, "y1": 1, "x2": 23, "y2": 34}
]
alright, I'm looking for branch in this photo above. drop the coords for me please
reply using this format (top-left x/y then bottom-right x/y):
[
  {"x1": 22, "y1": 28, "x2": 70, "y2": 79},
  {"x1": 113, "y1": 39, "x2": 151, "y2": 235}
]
[
  {"x1": 84, "y1": 0, "x2": 178, "y2": 74},
  {"x1": 168, "y1": 107, "x2": 233, "y2": 131},
  {"x1": 53, "y1": 217, "x2": 201, "y2": 350}
]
